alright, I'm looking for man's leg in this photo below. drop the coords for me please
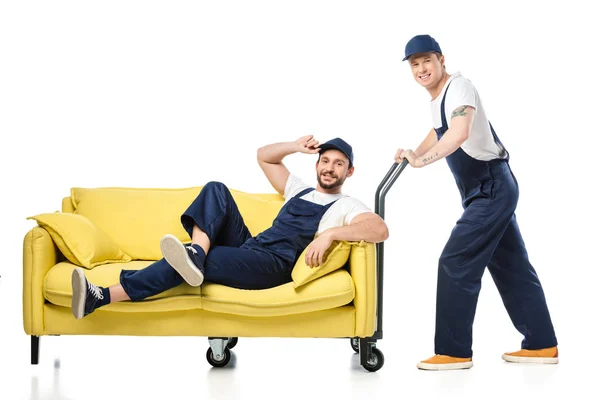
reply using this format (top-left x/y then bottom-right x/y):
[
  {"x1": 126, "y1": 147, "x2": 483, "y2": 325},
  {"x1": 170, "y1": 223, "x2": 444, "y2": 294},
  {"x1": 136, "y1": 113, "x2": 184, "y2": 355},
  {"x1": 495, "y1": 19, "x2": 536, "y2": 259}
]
[
  {"x1": 71, "y1": 257, "x2": 185, "y2": 319},
  {"x1": 417, "y1": 191, "x2": 515, "y2": 370},
  {"x1": 161, "y1": 181, "x2": 253, "y2": 285},
  {"x1": 203, "y1": 246, "x2": 291, "y2": 289},
  {"x1": 487, "y1": 214, "x2": 559, "y2": 363},
  {"x1": 432, "y1": 202, "x2": 514, "y2": 359},
  {"x1": 182, "y1": 181, "x2": 252, "y2": 250}
]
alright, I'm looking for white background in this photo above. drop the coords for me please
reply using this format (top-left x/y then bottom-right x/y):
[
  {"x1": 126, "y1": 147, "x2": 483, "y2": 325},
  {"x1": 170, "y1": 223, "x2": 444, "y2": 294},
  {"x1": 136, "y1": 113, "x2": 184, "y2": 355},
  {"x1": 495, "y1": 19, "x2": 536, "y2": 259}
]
[{"x1": 1, "y1": 1, "x2": 598, "y2": 399}]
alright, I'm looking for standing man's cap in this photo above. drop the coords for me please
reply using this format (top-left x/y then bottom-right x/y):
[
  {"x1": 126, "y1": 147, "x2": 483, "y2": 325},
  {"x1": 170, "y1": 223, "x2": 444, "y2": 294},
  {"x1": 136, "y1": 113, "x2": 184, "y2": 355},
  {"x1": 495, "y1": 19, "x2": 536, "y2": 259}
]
[
  {"x1": 403, "y1": 34, "x2": 442, "y2": 61},
  {"x1": 318, "y1": 138, "x2": 354, "y2": 166}
]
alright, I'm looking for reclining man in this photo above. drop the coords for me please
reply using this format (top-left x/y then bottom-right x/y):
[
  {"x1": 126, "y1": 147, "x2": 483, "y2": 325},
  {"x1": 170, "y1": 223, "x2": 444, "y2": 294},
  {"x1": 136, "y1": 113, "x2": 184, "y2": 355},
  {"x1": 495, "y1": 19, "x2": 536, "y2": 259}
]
[{"x1": 71, "y1": 135, "x2": 389, "y2": 319}]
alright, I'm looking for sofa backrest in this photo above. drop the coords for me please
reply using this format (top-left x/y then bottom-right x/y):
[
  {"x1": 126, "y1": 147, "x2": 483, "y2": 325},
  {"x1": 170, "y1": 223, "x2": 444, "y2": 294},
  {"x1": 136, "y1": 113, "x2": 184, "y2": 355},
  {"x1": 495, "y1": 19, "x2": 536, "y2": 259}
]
[{"x1": 63, "y1": 186, "x2": 284, "y2": 261}]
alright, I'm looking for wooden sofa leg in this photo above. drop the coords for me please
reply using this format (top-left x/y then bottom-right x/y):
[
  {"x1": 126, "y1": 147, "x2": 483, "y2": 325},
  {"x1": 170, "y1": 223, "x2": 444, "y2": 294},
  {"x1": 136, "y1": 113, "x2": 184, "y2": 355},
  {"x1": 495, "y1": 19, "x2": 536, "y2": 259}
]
[{"x1": 31, "y1": 335, "x2": 40, "y2": 365}]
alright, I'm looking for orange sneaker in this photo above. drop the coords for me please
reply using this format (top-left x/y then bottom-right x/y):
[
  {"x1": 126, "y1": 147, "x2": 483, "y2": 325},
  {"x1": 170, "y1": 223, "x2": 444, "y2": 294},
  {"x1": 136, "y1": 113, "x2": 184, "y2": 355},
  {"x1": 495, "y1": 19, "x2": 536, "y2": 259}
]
[
  {"x1": 502, "y1": 346, "x2": 559, "y2": 364},
  {"x1": 417, "y1": 355, "x2": 473, "y2": 370}
]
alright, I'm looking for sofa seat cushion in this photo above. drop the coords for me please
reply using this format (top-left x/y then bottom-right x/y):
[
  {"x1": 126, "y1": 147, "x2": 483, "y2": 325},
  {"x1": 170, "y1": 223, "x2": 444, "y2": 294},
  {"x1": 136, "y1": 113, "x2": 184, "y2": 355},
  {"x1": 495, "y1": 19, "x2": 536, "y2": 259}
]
[
  {"x1": 44, "y1": 262, "x2": 355, "y2": 317},
  {"x1": 44, "y1": 261, "x2": 202, "y2": 312},
  {"x1": 201, "y1": 269, "x2": 355, "y2": 317}
]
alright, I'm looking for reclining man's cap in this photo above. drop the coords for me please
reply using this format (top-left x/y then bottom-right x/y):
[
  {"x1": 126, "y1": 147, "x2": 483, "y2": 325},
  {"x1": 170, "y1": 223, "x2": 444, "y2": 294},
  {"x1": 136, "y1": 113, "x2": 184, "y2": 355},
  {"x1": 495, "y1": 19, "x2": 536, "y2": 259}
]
[
  {"x1": 318, "y1": 138, "x2": 354, "y2": 166},
  {"x1": 403, "y1": 34, "x2": 442, "y2": 61}
]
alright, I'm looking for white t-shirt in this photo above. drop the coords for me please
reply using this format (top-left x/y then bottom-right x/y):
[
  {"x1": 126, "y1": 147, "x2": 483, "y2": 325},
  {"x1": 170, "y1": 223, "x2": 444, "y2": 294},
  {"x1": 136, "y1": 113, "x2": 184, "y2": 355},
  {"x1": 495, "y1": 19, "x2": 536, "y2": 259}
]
[
  {"x1": 283, "y1": 174, "x2": 372, "y2": 237},
  {"x1": 430, "y1": 72, "x2": 507, "y2": 161}
]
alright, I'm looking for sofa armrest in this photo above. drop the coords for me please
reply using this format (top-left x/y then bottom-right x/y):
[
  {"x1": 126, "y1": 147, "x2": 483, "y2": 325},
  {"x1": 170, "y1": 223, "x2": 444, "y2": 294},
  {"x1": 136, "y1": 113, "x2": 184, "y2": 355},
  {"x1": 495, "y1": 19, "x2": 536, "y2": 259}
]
[
  {"x1": 23, "y1": 227, "x2": 59, "y2": 335},
  {"x1": 348, "y1": 241, "x2": 376, "y2": 337}
]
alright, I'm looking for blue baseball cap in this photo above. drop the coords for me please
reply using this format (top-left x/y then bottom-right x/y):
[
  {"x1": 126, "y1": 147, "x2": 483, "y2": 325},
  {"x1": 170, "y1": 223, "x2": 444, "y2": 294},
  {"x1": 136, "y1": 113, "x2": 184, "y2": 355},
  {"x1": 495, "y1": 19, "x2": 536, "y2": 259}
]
[
  {"x1": 318, "y1": 138, "x2": 354, "y2": 166},
  {"x1": 403, "y1": 34, "x2": 442, "y2": 61}
]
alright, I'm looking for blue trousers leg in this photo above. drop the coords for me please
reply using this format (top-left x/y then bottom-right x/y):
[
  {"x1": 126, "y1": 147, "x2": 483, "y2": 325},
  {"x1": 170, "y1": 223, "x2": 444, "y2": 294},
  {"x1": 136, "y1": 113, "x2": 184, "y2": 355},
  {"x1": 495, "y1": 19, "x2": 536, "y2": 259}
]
[
  {"x1": 203, "y1": 246, "x2": 292, "y2": 289},
  {"x1": 487, "y1": 215, "x2": 558, "y2": 350},
  {"x1": 180, "y1": 181, "x2": 252, "y2": 247},
  {"x1": 120, "y1": 258, "x2": 184, "y2": 301}
]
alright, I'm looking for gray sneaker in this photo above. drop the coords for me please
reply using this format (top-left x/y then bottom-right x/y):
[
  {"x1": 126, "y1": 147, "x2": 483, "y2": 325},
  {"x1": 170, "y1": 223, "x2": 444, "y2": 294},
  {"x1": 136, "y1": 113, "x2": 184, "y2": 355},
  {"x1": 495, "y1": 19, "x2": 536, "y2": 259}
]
[
  {"x1": 160, "y1": 234, "x2": 205, "y2": 286},
  {"x1": 71, "y1": 268, "x2": 107, "y2": 319}
]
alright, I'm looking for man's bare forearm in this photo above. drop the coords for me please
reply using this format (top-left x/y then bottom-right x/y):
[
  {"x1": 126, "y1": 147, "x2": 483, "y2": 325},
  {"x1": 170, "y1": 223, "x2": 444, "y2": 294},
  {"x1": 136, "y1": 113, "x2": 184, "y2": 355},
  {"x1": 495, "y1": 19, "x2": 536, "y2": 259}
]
[
  {"x1": 416, "y1": 126, "x2": 468, "y2": 167},
  {"x1": 257, "y1": 142, "x2": 298, "y2": 164},
  {"x1": 324, "y1": 217, "x2": 389, "y2": 244},
  {"x1": 415, "y1": 128, "x2": 438, "y2": 157}
]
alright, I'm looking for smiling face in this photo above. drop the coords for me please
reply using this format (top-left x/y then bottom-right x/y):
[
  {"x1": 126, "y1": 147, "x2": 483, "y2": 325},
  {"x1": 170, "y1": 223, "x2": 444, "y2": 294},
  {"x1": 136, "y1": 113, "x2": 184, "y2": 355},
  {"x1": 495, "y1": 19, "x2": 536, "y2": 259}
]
[
  {"x1": 409, "y1": 52, "x2": 445, "y2": 89},
  {"x1": 315, "y1": 149, "x2": 354, "y2": 192}
]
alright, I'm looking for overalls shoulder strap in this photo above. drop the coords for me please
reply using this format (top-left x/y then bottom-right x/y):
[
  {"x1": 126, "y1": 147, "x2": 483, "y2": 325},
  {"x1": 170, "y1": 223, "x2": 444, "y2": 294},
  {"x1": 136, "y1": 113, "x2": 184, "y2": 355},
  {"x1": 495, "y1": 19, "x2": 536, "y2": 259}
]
[
  {"x1": 439, "y1": 78, "x2": 509, "y2": 160},
  {"x1": 294, "y1": 187, "x2": 315, "y2": 198},
  {"x1": 289, "y1": 187, "x2": 341, "y2": 210},
  {"x1": 488, "y1": 123, "x2": 509, "y2": 160},
  {"x1": 439, "y1": 80, "x2": 453, "y2": 132}
]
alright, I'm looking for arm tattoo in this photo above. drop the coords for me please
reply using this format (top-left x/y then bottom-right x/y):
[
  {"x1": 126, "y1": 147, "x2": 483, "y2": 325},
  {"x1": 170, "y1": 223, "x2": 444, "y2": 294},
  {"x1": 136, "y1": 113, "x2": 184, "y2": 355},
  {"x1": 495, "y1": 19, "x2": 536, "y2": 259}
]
[
  {"x1": 451, "y1": 105, "x2": 469, "y2": 118},
  {"x1": 422, "y1": 152, "x2": 438, "y2": 165}
]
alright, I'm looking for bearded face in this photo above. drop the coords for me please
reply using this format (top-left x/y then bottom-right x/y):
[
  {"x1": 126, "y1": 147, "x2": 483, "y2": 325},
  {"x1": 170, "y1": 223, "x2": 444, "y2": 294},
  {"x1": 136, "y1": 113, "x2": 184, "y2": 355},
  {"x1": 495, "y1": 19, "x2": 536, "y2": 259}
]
[{"x1": 316, "y1": 150, "x2": 353, "y2": 190}]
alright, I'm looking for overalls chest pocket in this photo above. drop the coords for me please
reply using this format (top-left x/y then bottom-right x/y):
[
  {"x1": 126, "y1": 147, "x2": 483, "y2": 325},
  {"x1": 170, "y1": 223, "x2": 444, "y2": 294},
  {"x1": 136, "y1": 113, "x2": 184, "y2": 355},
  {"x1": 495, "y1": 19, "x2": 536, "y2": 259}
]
[{"x1": 286, "y1": 202, "x2": 321, "y2": 218}]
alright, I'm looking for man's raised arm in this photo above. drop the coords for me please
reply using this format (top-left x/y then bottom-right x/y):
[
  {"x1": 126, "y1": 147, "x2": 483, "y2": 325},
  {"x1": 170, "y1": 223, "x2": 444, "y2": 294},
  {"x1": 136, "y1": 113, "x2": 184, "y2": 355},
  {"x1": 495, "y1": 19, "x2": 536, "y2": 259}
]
[{"x1": 257, "y1": 135, "x2": 320, "y2": 195}]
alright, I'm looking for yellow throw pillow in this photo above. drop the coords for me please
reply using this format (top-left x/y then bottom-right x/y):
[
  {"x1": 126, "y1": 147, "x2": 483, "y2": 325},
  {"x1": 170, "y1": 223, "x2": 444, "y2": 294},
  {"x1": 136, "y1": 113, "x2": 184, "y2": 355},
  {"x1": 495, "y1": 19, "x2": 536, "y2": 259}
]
[
  {"x1": 291, "y1": 240, "x2": 352, "y2": 288},
  {"x1": 71, "y1": 187, "x2": 201, "y2": 260},
  {"x1": 27, "y1": 213, "x2": 132, "y2": 269}
]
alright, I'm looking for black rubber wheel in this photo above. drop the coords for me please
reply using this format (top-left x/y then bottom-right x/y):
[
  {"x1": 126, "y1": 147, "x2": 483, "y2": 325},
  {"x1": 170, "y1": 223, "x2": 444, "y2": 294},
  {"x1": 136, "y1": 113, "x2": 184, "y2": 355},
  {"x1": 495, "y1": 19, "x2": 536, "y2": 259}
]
[
  {"x1": 362, "y1": 348, "x2": 384, "y2": 372},
  {"x1": 227, "y1": 337, "x2": 238, "y2": 349},
  {"x1": 206, "y1": 347, "x2": 231, "y2": 368},
  {"x1": 350, "y1": 338, "x2": 360, "y2": 353}
]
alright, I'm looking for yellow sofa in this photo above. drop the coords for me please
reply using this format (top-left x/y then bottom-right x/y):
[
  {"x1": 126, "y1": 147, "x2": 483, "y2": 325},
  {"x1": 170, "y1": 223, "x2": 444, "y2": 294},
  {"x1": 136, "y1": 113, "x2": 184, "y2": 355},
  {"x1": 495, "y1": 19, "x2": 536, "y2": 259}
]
[{"x1": 23, "y1": 184, "x2": 387, "y2": 371}]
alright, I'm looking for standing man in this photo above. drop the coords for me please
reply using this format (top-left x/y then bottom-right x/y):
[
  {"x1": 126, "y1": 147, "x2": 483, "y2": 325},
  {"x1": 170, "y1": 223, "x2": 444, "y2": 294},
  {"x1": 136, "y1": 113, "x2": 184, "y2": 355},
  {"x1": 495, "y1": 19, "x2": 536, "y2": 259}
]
[{"x1": 395, "y1": 34, "x2": 558, "y2": 370}]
